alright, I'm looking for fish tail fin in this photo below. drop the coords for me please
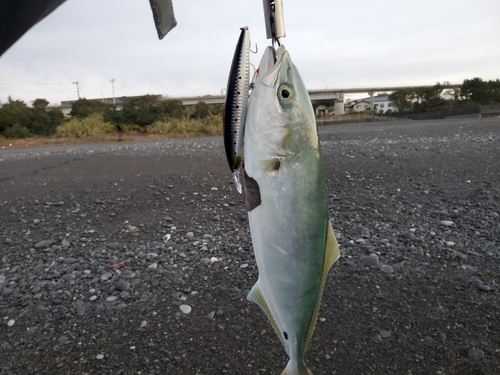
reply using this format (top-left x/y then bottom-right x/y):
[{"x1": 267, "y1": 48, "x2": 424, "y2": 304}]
[{"x1": 281, "y1": 359, "x2": 313, "y2": 375}]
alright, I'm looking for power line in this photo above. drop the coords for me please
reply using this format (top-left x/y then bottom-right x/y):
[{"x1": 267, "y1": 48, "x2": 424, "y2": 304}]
[{"x1": 0, "y1": 82, "x2": 73, "y2": 86}]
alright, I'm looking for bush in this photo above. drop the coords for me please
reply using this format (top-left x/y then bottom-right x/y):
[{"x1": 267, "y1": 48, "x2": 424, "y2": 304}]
[
  {"x1": 3, "y1": 124, "x2": 31, "y2": 139},
  {"x1": 55, "y1": 114, "x2": 115, "y2": 138},
  {"x1": 146, "y1": 114, "x2": 222, "y2": 137}
]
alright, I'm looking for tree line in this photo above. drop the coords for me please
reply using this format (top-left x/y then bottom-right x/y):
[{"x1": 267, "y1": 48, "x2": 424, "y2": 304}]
[
  {"x1": 0, "y1": 94, "x2": 222, "y2": 138},
  {"x1": 388, "y1": 78, "x2": 500, "y2": 113}
]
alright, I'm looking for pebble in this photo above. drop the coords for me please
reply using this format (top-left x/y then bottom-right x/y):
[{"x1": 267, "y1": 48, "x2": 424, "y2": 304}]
[
  {"x1": 379, "y1": 330, "x2": 392, "y2": 339},
  {"x1": 461, "y1": 265, "x2": 477, "y2": 272},
  {"x1": 7, "y1": 319, "x2": 15, "y2": 327},
  {"x1": 58, "y1": 335, "x2": 69, "y2": 345},
  {"x1": 207, "y1": 311, "x2": 215, "y2": 320},
  {"x1": 106, "y1": 296, "x2": 119, "y2": 302},
  {"x1": 359, "y1": 255, "x2": 379, "y2": 266},
  {"x1": 200, "y1": 258, "x2": 211, "y2": 265},
  {"x1": 380, "y1": 265, "x2": 394, "y2": 274},
  {"x1": 148, "y1": 263, "x2": 158, "y2": 270},
  {"x1": 478, "y1": 284, "x2": 491, "y2": 291},
  {"x1": 185, "y1": 232, "x2": 195, "y2": 240},
  {"x1": 100, "y1": 272, "x2": 113, "y2": 281},
  {"x1": 89, "y1": 295, "x2": 97, "y2": 301},
  {"x1": 96, "y1": 354, "x2": 104, "y2": 360},
  {"x1": 468, "y1": 348, "x2": 485, "y2": 361},
  {"x1": 441, "y1": 220, "x2": 454, "y2": 226},
  {"x1": 179, "y1": 304, "x2": 192, "y2": 314},
  {"x1": 371, "y1": 334, "x2": 383, "y2": 343},
  {"x1": 115, "y1": 280, "x2": 130, "y2": 291},
  {"x1": 239, "y1": 263, "x2": 248, "y2": 269},
  {"x1": 35, "y1": 239, "x2": 54, "y2": 249}
]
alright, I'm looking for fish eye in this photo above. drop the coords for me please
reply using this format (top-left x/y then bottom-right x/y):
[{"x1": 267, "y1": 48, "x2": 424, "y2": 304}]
[{"x1": 278, "y1": 85, "x2": 293, "y2": 102}]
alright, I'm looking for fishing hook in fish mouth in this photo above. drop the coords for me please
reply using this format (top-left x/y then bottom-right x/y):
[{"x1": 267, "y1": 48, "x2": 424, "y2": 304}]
[{"x1": 263, "y1": 0, "x2": 285, "y2": 62}]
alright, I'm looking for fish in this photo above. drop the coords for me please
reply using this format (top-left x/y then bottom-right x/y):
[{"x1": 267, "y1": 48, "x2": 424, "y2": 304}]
[
  {"x1": 223, "y1": 26, "x2": 252, "y2": 194},
  {"x1": 244, "y1": 45, "x2": 340, "y2": 375}
]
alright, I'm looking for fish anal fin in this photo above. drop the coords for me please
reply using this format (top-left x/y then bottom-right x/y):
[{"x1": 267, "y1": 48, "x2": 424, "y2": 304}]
[
  {"x1": 303, "y1": 219, "x2": 340, "y2": 350},
  {"x1": 247, "y1": 282, "x2": 285, "y2": 344}
]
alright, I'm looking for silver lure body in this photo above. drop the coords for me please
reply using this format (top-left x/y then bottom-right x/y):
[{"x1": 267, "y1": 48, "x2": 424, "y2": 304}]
[
  {"x1": 223, "y1": 26, "x2": 251, "y2": 193},
  {"x1": 244, "y1": 46, "x2": 339, "y2": 375}
]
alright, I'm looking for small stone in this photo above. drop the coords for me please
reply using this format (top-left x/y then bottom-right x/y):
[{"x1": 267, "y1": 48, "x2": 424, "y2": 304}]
[
  {"x1": 35, "y1": 239, "x2": 54, "y2": 248},
  {"x1": 96, "y1": 354, "x2": 104, "y2": 360},
  {"x1": 211, "y1": 187, "x2": 218, "y2": 191},
  {"x1": 7, "y1": 319, "x2": 15, "y2": 327},
  {"x1": 89, "y1": 295, "x2": 97, "y2": 301},
  {"x1": 200, "y1": 258, "x2": 210, "y2": 265},
  {"x1": 468, "y1": 348, "x2": 485, "y2": 361},
  {"x1": 423, "y1": 336, "x2": 434, "y2": 344},
  {"x1": 100, "y1": 272, "x2": 113, "y2": 281},
  {"x1": 478, "y1": 284, "x2": 491, "y2": 291},
  {"x1": 441, "y1": 220, "x2": 454, "y2": 226},
  {"x1": 115, "y1": 280, "x2": 129, "y2": 291},
  {"x1": 179, "y1": 304, "x2": 192, "y2": 314},
  {"x1": 371, "y1": 334, "x2": 383, "y2": 343},
  {"x1": 239, "y1": 263, "x2": 248, "y2": 269},
  {"x1": 207, "y1": 311, "x2": 215, "y2": 320},
  {"x1": 359, "y1": 255, "x2": 379, "y2": 266},
  {"x1": 461, "y1": 265, "x2": 476, "y2": 272},
  {"x1": 106, "y1": 296, "x2": 119, "y2": 302},
  {"x1": 148, "y1": 263, "x2": 158, "y2": 270},
  {"x1": 119, "y1": 291, "x2": 130, "y2": 299},
  {"x1": 380, "y1": 265, "x2": 394, "y2": 274},
  {"x1": 61, "y1": 239, "x2": 70, "y2": 248},
  {"x1": 446, "y1": 241, "x2": 455, "y2": 247},
  {"x1": 58, "y1": 335, "x2": 69, "y2": 346},
  {"x1": 379, "y1": 330, "x2": 392, "y2": 339},
  {"x1": 185, "y1": 232, "x2": 195, "y2": 240}
]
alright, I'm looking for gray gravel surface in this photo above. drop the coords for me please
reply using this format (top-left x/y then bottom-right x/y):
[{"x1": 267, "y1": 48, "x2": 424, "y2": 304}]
[{"x1": 0, "y1": 118, "x2": 499, "y2": 374}]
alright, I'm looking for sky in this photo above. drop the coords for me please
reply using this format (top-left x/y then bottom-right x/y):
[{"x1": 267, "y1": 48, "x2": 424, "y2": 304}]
[{"x1": 1, "y1": 0, "x2": 499, "y2": 106}]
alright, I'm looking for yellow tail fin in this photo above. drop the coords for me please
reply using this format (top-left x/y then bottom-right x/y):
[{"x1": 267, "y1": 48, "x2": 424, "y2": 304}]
[{"x1": 281, "y1": 359, "x2": 313, "y2": 375}]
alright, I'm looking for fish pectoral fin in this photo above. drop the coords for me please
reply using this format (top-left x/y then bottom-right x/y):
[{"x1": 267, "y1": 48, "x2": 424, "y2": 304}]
[
  {"x1": 303, "y1": 220, "x2": 340, "y2": 350},
  {"x1": 247, "y1": 282, "x2": 285, "y2": 344}
]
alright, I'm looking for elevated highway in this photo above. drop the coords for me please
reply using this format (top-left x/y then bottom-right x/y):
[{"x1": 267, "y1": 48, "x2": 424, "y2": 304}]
[{"x1": 174, "y1": 83, "x2": 462, "y2": 105}]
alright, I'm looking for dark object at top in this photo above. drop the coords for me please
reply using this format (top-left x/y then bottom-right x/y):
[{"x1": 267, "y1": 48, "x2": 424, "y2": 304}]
[{"x1": 0, "y1": 0, "x2": 177, "y2": 57}]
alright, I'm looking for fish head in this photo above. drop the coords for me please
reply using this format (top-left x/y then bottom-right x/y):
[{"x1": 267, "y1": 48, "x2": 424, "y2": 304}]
[{"x1": 248, "y1": 46, "x2": 319, "y2": 160}]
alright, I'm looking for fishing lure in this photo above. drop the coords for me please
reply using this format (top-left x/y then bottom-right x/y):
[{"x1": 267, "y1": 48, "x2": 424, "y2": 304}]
[{"x1": 223, "y1": 26, "x2": 251, "y2": 194}]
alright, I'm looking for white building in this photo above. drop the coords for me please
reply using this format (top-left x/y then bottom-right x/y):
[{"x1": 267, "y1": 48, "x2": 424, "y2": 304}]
[{"x1": 347, "y1": 93, "x2": 396, "y2": 113}]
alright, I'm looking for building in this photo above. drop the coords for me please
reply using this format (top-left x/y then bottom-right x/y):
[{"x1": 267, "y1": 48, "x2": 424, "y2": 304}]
[{"x1": 346, "y1": 93, "x2": 396, "y2": 113}]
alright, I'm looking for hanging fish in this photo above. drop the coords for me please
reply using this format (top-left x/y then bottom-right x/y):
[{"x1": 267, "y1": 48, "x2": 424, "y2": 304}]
[
  {"x1": 244, "y1": 45, "x2": 340, "y2": 375},
  {"x1": 223, "y1": 26, "x2": 251, "y2": 193}
]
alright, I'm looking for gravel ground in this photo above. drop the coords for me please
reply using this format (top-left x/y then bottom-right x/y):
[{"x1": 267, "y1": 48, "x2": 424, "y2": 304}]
[{"x1": 0, "y1": 118, "x2": 499, "y2": 375}]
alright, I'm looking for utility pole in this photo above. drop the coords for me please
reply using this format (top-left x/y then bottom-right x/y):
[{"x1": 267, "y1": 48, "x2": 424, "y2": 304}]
[
  {"x1": 110, "y1": 79, "x2": 116, "y2": 106},
  {"x1": 73, "y1": 80, "x2": 81, "y2": 99}
]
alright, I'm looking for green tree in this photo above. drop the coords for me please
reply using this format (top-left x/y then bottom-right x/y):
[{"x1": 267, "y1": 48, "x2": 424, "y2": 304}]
[
  {"x1": 0, "y1": 97, "x2": 32, "y2": 135},
  {"x1": 70, "y1": 98, "x2": 112, "y2": 118},
  {"x1": 461, "y1": 78, "x2": 500, "y2": 104},
  {"x1": 191, "y1": 101, "x2": 210, "y2": 119},
  {"x1": 388, "y1": 88, "x2": 415, "y2": 113}
]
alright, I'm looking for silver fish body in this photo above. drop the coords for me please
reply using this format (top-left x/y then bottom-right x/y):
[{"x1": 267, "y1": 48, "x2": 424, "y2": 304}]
[
  {"x1": 244, "y1": 46, "x2": 339, "y2": 375},
  {"x1": 223, "y1": 26, "x2": 251, "y2": 193}
]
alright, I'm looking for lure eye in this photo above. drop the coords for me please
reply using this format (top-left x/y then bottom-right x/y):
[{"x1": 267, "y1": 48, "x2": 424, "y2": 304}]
[{"x1": 278, "y1": 84, "x2": 293, "y2": 102}]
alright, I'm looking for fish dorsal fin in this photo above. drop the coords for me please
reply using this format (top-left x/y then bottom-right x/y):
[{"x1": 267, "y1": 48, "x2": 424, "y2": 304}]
[
  {"x1": 304, "y1": 219, "x2": 340, "y2": 350},
  {"x1": 248, "y1": 282, "x2": 285, "y2": 344}
]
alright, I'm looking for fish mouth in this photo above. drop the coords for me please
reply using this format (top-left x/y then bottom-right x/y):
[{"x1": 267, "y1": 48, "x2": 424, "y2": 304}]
[{"x1": 259, "y1": 45, "x2": 289, "y2": 88}]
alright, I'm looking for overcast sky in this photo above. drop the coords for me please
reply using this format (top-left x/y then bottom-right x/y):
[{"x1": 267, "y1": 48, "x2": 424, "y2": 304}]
[{"x1": 1, "y1": 0, "x2": 499, "y2": 106}]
